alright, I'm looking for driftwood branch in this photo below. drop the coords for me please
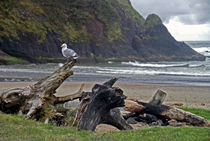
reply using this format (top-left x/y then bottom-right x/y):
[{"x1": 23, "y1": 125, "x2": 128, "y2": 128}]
[
  {"x1": 54, "y1": 84, "x2": 85, "y2": 104},
  {"x1": 103, "y1": 77, "x2": 118, "y2": 87},
  {"x1": 32, "y1": 60, "x2": 76, "y2": 98}
]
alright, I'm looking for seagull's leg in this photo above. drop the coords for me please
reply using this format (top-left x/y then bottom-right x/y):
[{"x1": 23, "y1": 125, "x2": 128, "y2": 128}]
[
  {"x1": 64, "y1": 59, "x2": 69, "y2": 65},
  {"x1": 67, "y1": 58, "x2": 71, "y2": 62},
  {"x1": 67, "y1": 58, "x2": 73, "y2": 62},
  {"x1": 64, "y1": 58, "x2": 71, "y2": 64}
]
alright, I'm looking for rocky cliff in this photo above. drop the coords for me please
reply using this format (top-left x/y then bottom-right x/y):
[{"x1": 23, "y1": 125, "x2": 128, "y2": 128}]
[{"x1": 0, "y1": 0, "x2": 205, "y2": 63}]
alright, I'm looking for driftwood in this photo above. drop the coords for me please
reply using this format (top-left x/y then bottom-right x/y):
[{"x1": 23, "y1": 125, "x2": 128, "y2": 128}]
[
  {"x1": 72, "y1": 92, "x2": 90, "y2": 127},
  {"x1": 137, "y1": 102, "x2": 209, "y2": 126},
  {"x1": 124, "y1": 90, "x2": 210, "y2": 127},
  {"x1": 0, "y1": 60, "x2": 84, "y2": 123},
  {"x1": 149, "y1": 89, "x2": 167, "y2": 105},
  {"x1": 101, "y1": 108, "x2": 133, "y2": 130},
  {"x1": 124, "y1": 89, "x2": 166, "y2": 114},
  {"x1": 0, "y1": 60, "x2": 131, "y2": 131},
  {"x1": 1, "y1": 60, "x2": 209, "y2": 130},
  {"x1": 75, "y1": 78, "x2": 132, "y2": 131}
]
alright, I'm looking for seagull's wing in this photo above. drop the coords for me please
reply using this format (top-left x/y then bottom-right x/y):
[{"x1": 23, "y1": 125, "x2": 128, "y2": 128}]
[
  {"x1": 63, "y1": 48, "x2": 74, "y2": 57},
  {"x1": 63, "y1": 48, "x2": 78, "y2": 59}
]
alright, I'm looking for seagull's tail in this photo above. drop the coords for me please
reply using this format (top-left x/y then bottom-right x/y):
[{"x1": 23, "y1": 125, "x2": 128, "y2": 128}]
[
  {"x1": 73, "y1": 56, "x2": 79, "y2": 59},
  {"x1": 72, "y1": 53, "x2": 79, "y2": 59}
]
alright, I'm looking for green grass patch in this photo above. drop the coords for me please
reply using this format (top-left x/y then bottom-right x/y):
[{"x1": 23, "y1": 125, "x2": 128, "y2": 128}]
[
  {"x1": 179, "y1": 107, "x2": 210, "y2": 120},
  {"x1": 101, "y1": 127, "x2": 210, "y2": 141},
  {"x1": 0, "y1": 114, "x2": 92, "y2": 141},
  {"x1": 0, "y1": 107, "x2": 210, "y2": 141}
]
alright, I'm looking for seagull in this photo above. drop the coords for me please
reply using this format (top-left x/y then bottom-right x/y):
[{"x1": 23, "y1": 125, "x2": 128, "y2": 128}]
[{"x1": 60, "y1": 43, "x2": 79, "y2": 61}]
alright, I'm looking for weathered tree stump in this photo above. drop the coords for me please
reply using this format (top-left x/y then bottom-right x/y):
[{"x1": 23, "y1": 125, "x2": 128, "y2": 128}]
[
  {"x1": 0, "y1": 60, "x2": 84, "y2": 123},
  {"x1": 75, "y1": 78, "x2": 132, "y2": 131}
]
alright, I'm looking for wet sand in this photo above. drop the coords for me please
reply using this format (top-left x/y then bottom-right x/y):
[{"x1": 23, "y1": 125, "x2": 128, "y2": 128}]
[{"x1": 1, "y1": 81, "x2": 210, "y2": 109}]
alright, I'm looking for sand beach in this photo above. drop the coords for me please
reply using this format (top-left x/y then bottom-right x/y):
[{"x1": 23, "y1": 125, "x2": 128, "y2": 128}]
[{"x1": 1, "y1": 81, "x2": 209, "y2": 110}]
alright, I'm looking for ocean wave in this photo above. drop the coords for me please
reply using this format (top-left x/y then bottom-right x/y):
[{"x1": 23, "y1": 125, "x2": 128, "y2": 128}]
[
  {"x1": 96, "y1": 69, "x2": 210, "y2": 77},
  {"x1": 192, "y1": 47, "x2": 210, "y2": 53},
  {"x1": 192, "y1": 47, "x2": 210, "y2": 56},
  {"x1": 188, "y1": 64, "x2": 205, "y2": 68},
  {"x1": 0, "y1": 68, "x2": 52, "y2": 74},
  {"x1": 121, "y1": 61, "x2": 189, "y2": 68}
]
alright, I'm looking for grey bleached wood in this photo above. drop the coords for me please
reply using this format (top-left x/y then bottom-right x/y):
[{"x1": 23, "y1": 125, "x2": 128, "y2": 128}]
[
  {"x1": 149, "y1": 89, "x2": 167, "y2": 105},
  {"x1": 0, "y1": 60, "x2": 84, "y2": 123}
]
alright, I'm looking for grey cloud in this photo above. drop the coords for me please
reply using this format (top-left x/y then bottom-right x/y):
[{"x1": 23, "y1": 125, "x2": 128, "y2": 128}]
[{"x1": 130, "y1": 0, "x2": 210, "y2": 24}]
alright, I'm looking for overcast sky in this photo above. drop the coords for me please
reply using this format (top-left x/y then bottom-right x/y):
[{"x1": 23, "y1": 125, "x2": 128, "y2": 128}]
[{"x1": 130, "y1": 0, "x2": 210, "y2": 41}]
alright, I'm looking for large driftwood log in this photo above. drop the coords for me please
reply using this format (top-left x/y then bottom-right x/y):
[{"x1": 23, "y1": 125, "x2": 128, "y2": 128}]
[
  {"x1": 0, "y1": 60, "x2": 84, "y2": 122},
  {"x1": 124, "y1": 89, "x2": 166, "y2": 114},
  {"x1": 124, "y1": 90, "x2": 209, "y2": 127},
  {"x1": 137, "y1": 101, "x2": 209, "y2": 126},
  {"x1": 76, "y1": 78, "x2": 132, "y2": 131}
]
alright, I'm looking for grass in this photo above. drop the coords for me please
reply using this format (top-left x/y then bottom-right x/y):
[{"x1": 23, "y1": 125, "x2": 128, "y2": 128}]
[
  {"x1": 0, "y1": 114, "x2": 92, "y2": 141},
  {"x1": 0, "y1": 108, "x2": 210, "y2": 141},
  {"x1": 101, "y1": 127, "x2": 210, "y2": 141},
  {"x1": 179, "y1": 107, "x2": 210, "y2": 120}
]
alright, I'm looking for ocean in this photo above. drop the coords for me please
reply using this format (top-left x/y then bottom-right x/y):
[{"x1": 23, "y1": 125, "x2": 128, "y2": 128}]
[{"x1": 0, "y1": 41, "x2": 210, "y2": 86}]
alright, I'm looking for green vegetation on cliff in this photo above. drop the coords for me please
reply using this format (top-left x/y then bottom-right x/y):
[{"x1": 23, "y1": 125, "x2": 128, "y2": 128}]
[
  {"x1": 144, "y1": 14, "x2": 162, "y2": 29},
  {"x1": 0, "y1": 0, "x2": 205, "y2": 63},
  {"x1": 0, "y1": 0, "x2": 92, "y2": 43},
  {"x1": 0, "y1": 0, "x2": 145, "y2": 43}
]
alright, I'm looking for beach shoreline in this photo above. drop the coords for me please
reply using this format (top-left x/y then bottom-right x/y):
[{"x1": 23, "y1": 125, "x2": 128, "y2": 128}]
[{"x1": 1, "y1": 81, "x2": 210, "y2": 110}]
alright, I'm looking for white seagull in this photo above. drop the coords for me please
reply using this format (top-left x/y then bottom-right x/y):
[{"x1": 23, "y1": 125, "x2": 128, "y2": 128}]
[{"x1": 60, "y1": 43, "x2": 79, "y2": 60}]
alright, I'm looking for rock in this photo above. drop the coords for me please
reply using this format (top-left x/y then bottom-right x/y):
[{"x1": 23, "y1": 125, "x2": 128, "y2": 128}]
[
  {"x1": 0, "y1": 0, "x2": 205, "y2": 63},
  {"x1": 149, "y1": 120, "x2": 164, "y2": 126},
  {"x1": 144, "y1": 14, "x2": 162, "y2": 29},
  {"x1": 135, "y1": 114, "x2": 159, "y2": 123},
  {"x1": 168, "y1": 119, "x2": 186, "y2": 127},
  {"x1": 201, "y1": 103, "x2": 205, "y2": 106},
  {"x1": 131, "y1": 122, "x2": 149, "y2": 130},
  {"x1": 127, "y1": 117, "x2": 138, "y2": 124},
  {"x1": 173, "y1": 102, "x2": 184, "y2": 107}
]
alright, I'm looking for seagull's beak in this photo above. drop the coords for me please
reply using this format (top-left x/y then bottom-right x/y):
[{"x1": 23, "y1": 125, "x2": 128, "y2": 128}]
[{"x1": 60, "y1": 45, "x2": 64, "y2": 48}]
